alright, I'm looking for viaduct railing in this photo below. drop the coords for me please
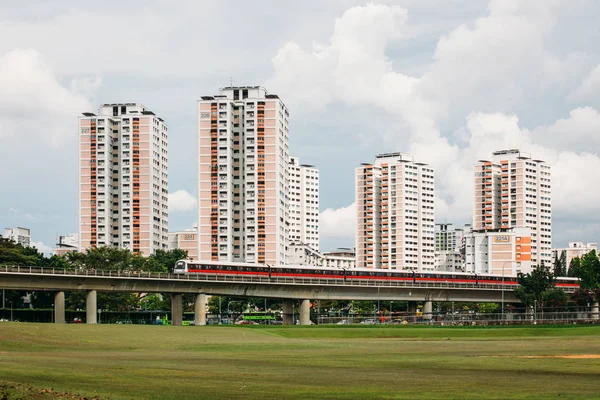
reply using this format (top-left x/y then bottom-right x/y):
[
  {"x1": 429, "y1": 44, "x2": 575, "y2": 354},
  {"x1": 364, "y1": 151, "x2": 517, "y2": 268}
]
[{"x1": 0, "y1": 265, "x2": 569, "y2": 293}]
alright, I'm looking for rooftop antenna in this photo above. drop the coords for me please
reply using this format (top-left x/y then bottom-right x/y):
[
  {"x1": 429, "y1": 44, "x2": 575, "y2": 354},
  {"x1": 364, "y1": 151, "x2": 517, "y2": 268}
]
[{"x1": 229, "y1": 76, "x2": 234, "y2": 87}]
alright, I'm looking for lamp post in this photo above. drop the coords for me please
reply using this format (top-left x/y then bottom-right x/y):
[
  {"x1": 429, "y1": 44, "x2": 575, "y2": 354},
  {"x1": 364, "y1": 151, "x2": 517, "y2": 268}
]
[
  {"x1": 219, "y1": 297, "x2": 222, "y2": 325},
  {"x1": 501, "y1": 261, "x2": 513, "y2": 321},
  {"x1": 390, "y1": 301, "x2": 393, "y2": 323},
  {"x1": 9, "y1": 301, "x2": 13, "y2": 322}
]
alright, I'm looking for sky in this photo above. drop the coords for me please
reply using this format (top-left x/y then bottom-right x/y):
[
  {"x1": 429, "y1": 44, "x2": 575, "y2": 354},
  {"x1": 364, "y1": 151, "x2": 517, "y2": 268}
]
[{"x1": 0, "y1": 0, "x2": 599, "y2": 255}]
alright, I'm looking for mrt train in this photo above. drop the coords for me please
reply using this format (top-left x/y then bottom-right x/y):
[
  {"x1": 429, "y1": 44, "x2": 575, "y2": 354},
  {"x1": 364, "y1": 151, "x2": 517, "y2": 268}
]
[{"x1": 174, "y1": 260, "x2": 580, "y2": 288}]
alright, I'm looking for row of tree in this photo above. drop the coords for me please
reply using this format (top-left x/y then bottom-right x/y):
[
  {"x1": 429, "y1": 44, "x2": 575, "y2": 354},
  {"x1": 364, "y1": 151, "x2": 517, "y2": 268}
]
[
  {"x1": 517, "y1": 249, "x2": 600, "y2": 310},
  {"x1": 0, "y1": 237, "x2": 188, "y2": 311}
]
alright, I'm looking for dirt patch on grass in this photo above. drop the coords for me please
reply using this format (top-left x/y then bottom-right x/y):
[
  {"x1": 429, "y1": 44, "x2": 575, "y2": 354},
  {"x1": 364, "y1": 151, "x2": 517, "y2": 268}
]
[
  {"x1": 519, "y1": 355, "x2": 600, "y2": 359},
  {"x1": 0, "y1": 384, "x2": 104, "y2": 399}
]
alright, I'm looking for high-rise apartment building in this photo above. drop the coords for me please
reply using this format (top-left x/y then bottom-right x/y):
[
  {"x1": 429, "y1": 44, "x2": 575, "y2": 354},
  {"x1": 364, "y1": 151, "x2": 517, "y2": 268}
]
[
  {"x1": 289, "y1": 157, "x2": 319, "y2": 250},
  {"x1": 435, "y1": 223, "x2": 469, "y2": 252},
  {"x1": 79, "y1": 103, "x2": 169, "y2": 255},
  {"x1": 197, "y1": 87, "x2": 290, "y2": 264},
  {"x1": 473, "y1": 149, "x2": 551, "y2": 267},
  {"x1": 355, "y1": 152, "x2": 435, "y2": 270}
]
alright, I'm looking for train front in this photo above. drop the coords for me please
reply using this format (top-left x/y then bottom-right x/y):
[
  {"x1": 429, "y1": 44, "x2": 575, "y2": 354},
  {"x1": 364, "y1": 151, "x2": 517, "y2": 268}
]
[{"x1": 173, "y1": 260, "x2": 188, "y2": 274}]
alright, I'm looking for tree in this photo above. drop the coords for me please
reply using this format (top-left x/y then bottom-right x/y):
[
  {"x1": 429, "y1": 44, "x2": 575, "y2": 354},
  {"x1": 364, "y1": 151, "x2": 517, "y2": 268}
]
[
  {"x1": 143, "y1": 249, "x2": 188, "y2": 273},
  {"x1": 66, "y1": 246, "x2": 134, "y2": 271},
  {"x1": 578, "y1": 250, "x2": 600, "y2": 290},
  {"x1": 0, "y1": 237, "x2": 41, "y2": 266},
  {"x1": 559, "y1": 251, "x2": 567, "y2": 276},
  {"x1": 553, "y1": 250, "x2": 567, "y2": 277},
  {"x1": 515, "y1": 264, "x2": 556, "y2": 309},
  {"x1": 139, "y1": 293, "x2": 169, "y2": 310},
  {"x1": 570, "y1": 288, "x2": 596, "y2": 307},
  {"x1": 568, "y1": 257, "x2": 581, "y2": 278},
  {"x1": 542, "y1": 289, "x2": 568, "y2": 311},
  {"x1": 40, "y1": 254, "x2": 72, "y2": 270}
]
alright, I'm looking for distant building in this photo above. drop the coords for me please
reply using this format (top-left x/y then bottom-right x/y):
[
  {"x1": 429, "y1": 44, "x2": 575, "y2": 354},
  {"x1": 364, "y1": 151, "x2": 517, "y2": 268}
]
[
  {"x1": 3, "y1": 227, "x2": 31, "y2": 247},
  {"x1": 53, "y1": 234, "x2": 79, "y2": 256},
  {"x1": 434, "y1": 223, "x2": 470, "y2": 272},
  {"x1": 168, "y1": 229, "x2": 198, "y2": 260},
  {"x1": 288, "y1": 243, "x2": 357, "y2": 269},
  {"x1": 288, "y1": 157, "x2": 320, "y2": 251},
  {"x1": 322, "y1": 248, "x2": 356, "y2": 269},
  {"x1": 288, "y1": 242, "x2": 322, "y2": 267},
  {"x1": 552, "y1": 242, "x2": 598, "y2": 269}
]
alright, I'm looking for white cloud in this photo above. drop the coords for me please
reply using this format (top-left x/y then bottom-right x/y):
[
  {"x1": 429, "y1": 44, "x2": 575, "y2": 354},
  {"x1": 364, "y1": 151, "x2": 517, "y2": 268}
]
[
  {"x1": 532, "y1": 107, "x2": 600, "y2": 153},
  {"x1": 0, "y1": 48, "x2": 95, "y2": 147},
  {"x1": 569, "y1": 64, "x2": 600, "y2": 101},
  {"x1": 168, "y1": 190, "x2": 197, "y2": 213},
  {"x1": 282, "y1": 1, "x2": 600, "y2": 247},
  {"x1": 320, "y1": 203, "x2": 356, "y2": 239},
  {"x1": 31, "y1": 241, "x2": 52, "y2": 256}
]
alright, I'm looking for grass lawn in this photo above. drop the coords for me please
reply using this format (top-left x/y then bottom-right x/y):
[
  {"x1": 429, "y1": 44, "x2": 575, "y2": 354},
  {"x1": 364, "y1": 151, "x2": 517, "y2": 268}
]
[{"x1": 0, "y1": 323, "x2": 599, "y2": 399}]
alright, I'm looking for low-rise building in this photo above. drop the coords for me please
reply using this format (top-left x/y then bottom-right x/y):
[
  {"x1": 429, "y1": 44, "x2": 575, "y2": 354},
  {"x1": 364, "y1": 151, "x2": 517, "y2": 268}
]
[
  {"x1": 464, "y1": 227, "x2": 532, "y2": 276},
  {"x1": 288, "y1": 242, "x2": 323, "y2": 267},
  {"x1": 3, "y1": 227, "x2": 31, "y2": 247},
  {"x1": 53, "y1": 234, "x2": 79, "y2": 256},
  {"x1": 167, "y1": 229, "x2": 198, "y2": 260},
  {"x1": 434, "y1": 223, "x2": 470, "y2": 272},
  {"x1": 552, "y1": 242, "x2": 598, "y2": 269},
  {"x1": 323, "y1": 248, "x2": 356, "y2": 269},
  {"x1": 288, "y1": 243, "x2": 357, "y2": 268},
  {"x1": 435, "y1": 250, "x2": 465, "y2": 272}
]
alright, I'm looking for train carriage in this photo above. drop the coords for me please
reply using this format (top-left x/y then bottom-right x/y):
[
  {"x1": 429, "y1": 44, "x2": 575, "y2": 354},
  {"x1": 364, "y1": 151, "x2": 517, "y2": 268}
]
[{"x1": 174, "y1": 260, "x2": 579, "y2": 289}]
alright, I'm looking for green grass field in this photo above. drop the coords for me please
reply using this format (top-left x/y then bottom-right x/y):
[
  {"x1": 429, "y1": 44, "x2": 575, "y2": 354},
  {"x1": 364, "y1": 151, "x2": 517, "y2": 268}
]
[{"x1": 1, "y1": 323, "x2": 599, "y2": 399}]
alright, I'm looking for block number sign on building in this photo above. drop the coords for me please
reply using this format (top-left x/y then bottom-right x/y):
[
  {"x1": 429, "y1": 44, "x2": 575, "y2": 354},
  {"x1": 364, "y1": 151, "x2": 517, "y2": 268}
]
[{"x1": 494, "y1": 236, "x2": 510, "y2": 243}]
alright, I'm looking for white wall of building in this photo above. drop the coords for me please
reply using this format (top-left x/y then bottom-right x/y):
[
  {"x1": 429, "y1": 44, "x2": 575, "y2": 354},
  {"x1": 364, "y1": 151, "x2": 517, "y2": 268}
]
[{"x1": 3, "y1": 227, "x2": 31, "y2": 247}]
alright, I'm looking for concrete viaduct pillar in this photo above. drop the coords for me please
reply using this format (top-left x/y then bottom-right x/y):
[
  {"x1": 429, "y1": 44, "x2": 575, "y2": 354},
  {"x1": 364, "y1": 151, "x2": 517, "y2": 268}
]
[
  {"x1": 299, "y1": 300, "x2": 311, "y2": 325},
  {"x1": 54, "y1": 291, "x2": 65, "y2": 324},
  {"x1": 407, "y1": 301, "x2": 417, "y2": 321},
  {"x1": 282, "y1": 300, "x2": 294, "y2": 325},
  {"x1": 195, "y1": 294, "x2": 207, "y2": 326},
  {"x1": 171, "y1": 294, "x2": 183, "y2": 326},
  {"x1": 86, "y1": 290, "x2": 97, "y2": 324},
  {"x1": 423, "y1": 301, "x2": 433, "y2": 321}
]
